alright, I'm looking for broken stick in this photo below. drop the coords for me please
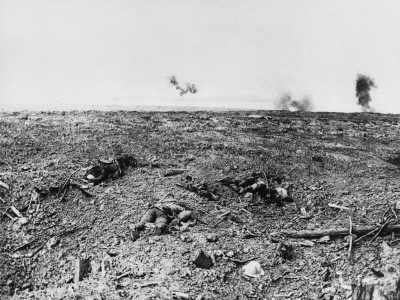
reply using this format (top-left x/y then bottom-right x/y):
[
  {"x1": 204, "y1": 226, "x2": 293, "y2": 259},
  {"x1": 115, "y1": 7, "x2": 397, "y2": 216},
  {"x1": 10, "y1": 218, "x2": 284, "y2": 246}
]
[
  {"x1": 348, "y1": 216, "x2": 353, "y2": 263},
  {"x1": 10, "y1": 206, "x2": 23, "y2": 218},
  {"x1": 58, "y1": 169, "x2": 79, "y2": 197},
  {"x1": 282, "y1": 224, "x2": 400, "y2": 239},
  {"x1": 328, "y1": 203, "x2": 350, "y2": 210}
]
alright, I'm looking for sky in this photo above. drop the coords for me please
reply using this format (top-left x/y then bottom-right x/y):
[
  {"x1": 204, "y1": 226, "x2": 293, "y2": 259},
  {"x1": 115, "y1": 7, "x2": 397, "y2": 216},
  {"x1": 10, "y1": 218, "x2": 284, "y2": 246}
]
[{"x1": 1, "y1": 0, "x2": 400, "y2": 112}]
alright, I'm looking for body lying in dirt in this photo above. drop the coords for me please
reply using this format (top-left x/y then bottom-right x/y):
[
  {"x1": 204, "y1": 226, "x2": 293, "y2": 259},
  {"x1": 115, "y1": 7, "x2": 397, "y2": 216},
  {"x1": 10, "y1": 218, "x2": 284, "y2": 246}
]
[
  {"x1": 84, "y1": 154, "x2": 137, "y2": 185},
  {"x1": 178, "y1": 176, "x2": 219, "y2": 200},
  {"x1": 220, "y1": 172, "x2": 293, "y2": 205},
  {"x1": 131, "y1": 199, "x2": 193, "y2": 240}
]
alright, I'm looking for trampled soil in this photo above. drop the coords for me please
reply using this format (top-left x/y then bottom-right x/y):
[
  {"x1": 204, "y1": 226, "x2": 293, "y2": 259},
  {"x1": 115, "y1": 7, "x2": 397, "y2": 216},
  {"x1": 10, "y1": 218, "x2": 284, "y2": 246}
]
[{"x1": 1, "y1": 110, "x2": 400, "y2": 299}]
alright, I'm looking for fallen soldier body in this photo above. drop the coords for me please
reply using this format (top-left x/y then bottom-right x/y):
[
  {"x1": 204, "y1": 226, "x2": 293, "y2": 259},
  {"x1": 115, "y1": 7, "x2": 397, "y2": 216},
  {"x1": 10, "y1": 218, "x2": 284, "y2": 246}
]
[
  {"x1": 177, "y1": 177, "x2": 219, "y2": 201},
  {"x1": 131, "y1": 199, "x2": 192, "y2": 240},
  {"x1": 84, "y1": 154, "x2": 137, "y2": 185}
]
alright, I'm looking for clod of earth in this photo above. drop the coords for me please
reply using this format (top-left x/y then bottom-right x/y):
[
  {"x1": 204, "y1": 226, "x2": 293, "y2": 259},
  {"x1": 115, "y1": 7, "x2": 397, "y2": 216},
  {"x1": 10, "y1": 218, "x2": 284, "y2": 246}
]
[{"x1": 206, "y1": 234, "x2": 219, "y2": 242}]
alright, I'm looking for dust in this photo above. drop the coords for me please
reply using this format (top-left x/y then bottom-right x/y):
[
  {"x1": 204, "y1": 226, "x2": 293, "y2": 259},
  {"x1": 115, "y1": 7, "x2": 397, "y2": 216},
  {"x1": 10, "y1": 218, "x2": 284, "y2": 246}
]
[{"x1": 275, "y1": 93, "x2": 314, "y2": 112}]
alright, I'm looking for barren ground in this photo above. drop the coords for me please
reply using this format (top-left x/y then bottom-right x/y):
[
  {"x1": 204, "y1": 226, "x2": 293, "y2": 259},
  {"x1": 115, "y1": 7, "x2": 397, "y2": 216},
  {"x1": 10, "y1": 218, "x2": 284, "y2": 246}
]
[{"x1": 1, "y1": 110, "x2": 400, "y2": 299}]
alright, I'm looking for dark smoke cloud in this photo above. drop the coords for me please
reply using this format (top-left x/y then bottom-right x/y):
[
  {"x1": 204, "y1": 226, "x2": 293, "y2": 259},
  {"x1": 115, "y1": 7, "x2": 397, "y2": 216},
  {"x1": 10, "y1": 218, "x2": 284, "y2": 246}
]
[
  {"x1": 169, "y1": 75, "x2": 198, "y2": 96},
  {"x1": 275, "y1": 93, "x2": 314, "y2": 112},
  {"x1": 355, "y1": 74, "x2": 377, "y2": 112}
]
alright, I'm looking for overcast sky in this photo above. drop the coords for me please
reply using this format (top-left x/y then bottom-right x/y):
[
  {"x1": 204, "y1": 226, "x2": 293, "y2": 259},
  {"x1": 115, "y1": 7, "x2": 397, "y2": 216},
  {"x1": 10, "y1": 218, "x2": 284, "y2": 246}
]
[{"x1": 1, "y1": 0, "x2": 400, "y2": 112}]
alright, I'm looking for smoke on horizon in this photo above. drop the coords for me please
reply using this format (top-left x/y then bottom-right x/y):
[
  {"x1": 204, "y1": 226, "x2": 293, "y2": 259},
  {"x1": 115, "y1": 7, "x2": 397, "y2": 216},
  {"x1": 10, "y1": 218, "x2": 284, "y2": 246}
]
[
  {"x1": 275, "y1": 93, "x2": 314, "y2": 112},
  {"x1": 356, "y1": 74, "x2": 377, "y2": 112},
  {"x1": 169, "y1": 75, "x2": 198, "y2": 96}
]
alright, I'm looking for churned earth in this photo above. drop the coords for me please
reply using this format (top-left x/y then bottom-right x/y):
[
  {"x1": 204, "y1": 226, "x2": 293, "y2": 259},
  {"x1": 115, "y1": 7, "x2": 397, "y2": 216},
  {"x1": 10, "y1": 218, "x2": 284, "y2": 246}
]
[{"x1": 1, "y1": 110, "x2": 400, "y2": 299}]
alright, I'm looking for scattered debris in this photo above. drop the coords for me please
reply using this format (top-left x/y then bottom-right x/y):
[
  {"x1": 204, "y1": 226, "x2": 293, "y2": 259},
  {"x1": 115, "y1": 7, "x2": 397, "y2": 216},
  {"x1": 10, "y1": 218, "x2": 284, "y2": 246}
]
[
  {"x1": 300, "y1": 207, "x2": 312, "y2": 219},
  {"x1": 192, "y1": 249, "x2": 213, "y2": 269},
  {"x1": 179, "y1": 219, "x2": 196, "y2": 232},
  {"x1": 74, "y1": 256, "x2": 91, "y2": 283},
  {"x1": 348, "y1": 216, "x2": 354, "y2": 263},
  {"x1": 242, "y1": 261, "x2": 265, "y2": 278},
  {"x1": 352, "y1": 242, "x2": 400, "y2": 299},
  {"x1": 275, "y1": 188, "x2": 288, "y2": 201},
  {"x1": 206, "y1": 234, "x2": 219, "y2": 242},
  {"x1": 276, "y1": 241, "x2": 294, "y2": 260},
  {"x1": 46, "y1": 237, "x2": 60, "y2": 250},
  {"x1": 35, "y1": 181, "x2": 94, "y2": 202},
  {"x1": 317, "y1": 236, "x2": 331, "y2": 243},
  {"x1": 311, "y1": 155, "x2": 324, "y2": 162},
  {"x1": 12, "y1": 242, "x2": 34, "y2": 255},
  {"x1": 21, "y1": 165, "x2": 31, "y2": 171},
  {"x1": 241, "y1": 226, "x2": 260, "y2": 239},
  {"x1": 370, "y1": 268, "x2": 384, "y2": 278},
  {"x1": 173, "y1": 292, "x2": 191, "y2": 299},
  {"x1": 17, "y1": 217, "x2": 28, "y2": 225},
  {"x1": 328, "y1": 203, "x2": 350, "y2": 210},
  {"x1": 396, "y1": 201, "x2": 400, "y2": 210},
  {"x1": 4, "y1": 110, "x2": 400, "y2": 299},
  {"x1": 10, "y1": 206, "x2": 23, "y2": 218},
  {"x1": 0, "y1": 180, "x2": 9, "y2": 190},
  {"x1": 226, "y1": 251, "x2": 235, "y2": 258},
  {"x1": 164, "y1": 169, "x2": 187, "y2": 177},
  {"x1": 214, "y1": 209, "x2": 243, "y2": 226},
  {"x1": 114, "y1": 270, "x2": 133, "y2": 281},
  {"x1": 195, "y1": 293, "x2": 213, "y2": 300},
  {"x1": 247, "y1": 114, "x2": 265, "y2": 119}
]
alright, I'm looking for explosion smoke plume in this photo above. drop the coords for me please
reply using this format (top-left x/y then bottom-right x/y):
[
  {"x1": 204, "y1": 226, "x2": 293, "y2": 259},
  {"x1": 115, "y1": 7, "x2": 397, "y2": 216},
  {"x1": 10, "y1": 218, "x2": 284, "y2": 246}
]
[
  {"x1": 355, "y1": 74, "x2": 376, "y2": 112},
  {"x1": 276, "y1": 93, "x2": 314, "y2": 112},
  {"x1": 169, "y1": 75, "x2": 197, "y2": 96}
]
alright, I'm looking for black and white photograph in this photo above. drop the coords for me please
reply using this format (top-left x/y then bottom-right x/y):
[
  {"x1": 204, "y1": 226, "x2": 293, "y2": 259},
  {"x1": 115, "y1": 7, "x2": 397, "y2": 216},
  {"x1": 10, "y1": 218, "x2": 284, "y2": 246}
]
[{"x1": 1, "y1": 1, "x2": 400, "y2": 299}]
